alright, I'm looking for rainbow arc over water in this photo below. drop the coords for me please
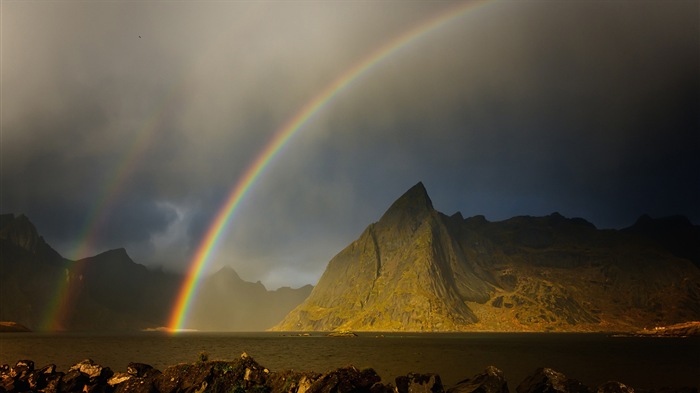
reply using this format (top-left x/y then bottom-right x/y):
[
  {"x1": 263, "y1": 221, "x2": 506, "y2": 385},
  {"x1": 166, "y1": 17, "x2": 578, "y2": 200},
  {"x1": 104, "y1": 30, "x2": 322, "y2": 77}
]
[{"x1": 168, "y1": 0, "x2": 491, "y2": 331}]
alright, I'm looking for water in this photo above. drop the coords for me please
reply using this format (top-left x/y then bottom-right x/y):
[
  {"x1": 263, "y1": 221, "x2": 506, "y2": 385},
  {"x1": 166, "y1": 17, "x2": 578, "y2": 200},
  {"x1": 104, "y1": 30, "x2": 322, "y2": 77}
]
[{"x1": 1, "y1": 332, "x2": 698, "y2": 390}]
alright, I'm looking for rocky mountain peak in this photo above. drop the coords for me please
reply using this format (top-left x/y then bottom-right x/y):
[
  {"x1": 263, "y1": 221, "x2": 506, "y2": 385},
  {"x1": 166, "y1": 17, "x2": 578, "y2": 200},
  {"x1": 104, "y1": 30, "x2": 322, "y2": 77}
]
[
  {"x1": 0, "y1": 214, "x2": 59, "y2": 259},
  {"x1": 0, "y1": 214, "x2": 40, "y2": 251},
  {"x1": 378, "y1": 182, "x2": 434, "y2": 224},
  {"x1": 213, "y1": 265, "x2": 243, "y2": 281}
]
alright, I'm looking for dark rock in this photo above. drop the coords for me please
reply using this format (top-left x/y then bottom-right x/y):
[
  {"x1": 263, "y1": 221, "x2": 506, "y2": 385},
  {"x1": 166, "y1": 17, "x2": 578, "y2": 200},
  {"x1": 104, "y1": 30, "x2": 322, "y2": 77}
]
[
  {"x1": 27, "y1": 364, "x2": 57, "y2": 390},
  {"x1": 127, "y1": 362, "x2": 161, "y2": 378},
  {"x1": 113, "y1": 375, "x2": 159, "y2": 393},
  {"x1": 396, "y1": 373, "x2": 444, "y2": 393},
  {"x1": 306, "y1": 366, "x2": 382, "y2": 393},
  {"x1": 266, "y1": 369, "x2": 322, "y2": 393},
  {"x1": 371, "y1": 381, "x2": 397, "y2": 393},
  {"x1": 0, "y1": 373, "x2": 18, "y2": 392},
  {"x1": 596, "y1": 381, "x2": 634, "y2": 393},
  {"x1": 10, "y1": 359, "x2": 34, "y2": 378},
  {"x1": 0, "y1": 360, "x2": 35, "y2": 392},
  {"x1": 516, "y1": 368, "x2": 589, "y2": 393},
  {"x1": 43, "y1": 373, "x2": 63, "y2": 393},
  {"x1": 447, "y1": 366, "x2": 509, "y2": 393},
  {"x1": 156, "y1": 353, "x2": 271, "y2": 393},
  {"x1": 69, "y1": 359, "x2": 113, "y2": 383},
  {"x1": 59, "y1": 369, "x2": 90, "y2": 392}
]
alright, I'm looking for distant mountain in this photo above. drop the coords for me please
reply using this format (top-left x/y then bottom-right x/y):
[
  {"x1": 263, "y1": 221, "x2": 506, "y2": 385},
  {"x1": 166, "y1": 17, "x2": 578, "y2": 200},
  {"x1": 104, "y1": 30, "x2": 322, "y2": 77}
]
[
  {"x1": 188, "y1": 266, "x2": 312, "y2": 331},
  {"x1": 273, "y1": 182, "x2": 700, "y2": 332},
  {"x1": 0, "y1": 214, "x2": 311, "y2": 331}
]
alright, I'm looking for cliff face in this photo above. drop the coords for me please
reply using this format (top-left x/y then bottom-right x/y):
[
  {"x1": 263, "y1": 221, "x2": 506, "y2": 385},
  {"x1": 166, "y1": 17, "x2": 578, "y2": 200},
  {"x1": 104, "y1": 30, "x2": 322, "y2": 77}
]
[{"x1": 273, "y1": 183, "x2": 700, "y2": 332}]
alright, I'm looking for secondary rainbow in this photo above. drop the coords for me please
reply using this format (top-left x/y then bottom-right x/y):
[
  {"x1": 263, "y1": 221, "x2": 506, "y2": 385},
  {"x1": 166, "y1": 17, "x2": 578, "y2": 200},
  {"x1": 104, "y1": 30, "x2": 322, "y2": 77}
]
[
  {"x1": 168, "y1": 0, "x2": 491, "y2": 331},
  {"x1": 41, "y1": 95, "x2": 174, "y2": 331}
]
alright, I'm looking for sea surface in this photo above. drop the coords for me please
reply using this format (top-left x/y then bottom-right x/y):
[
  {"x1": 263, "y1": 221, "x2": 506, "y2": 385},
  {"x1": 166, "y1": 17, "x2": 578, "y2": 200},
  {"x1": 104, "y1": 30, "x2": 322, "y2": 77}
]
[{"x1": 1, "y1": 332, "x2": 698, "y2": 390}]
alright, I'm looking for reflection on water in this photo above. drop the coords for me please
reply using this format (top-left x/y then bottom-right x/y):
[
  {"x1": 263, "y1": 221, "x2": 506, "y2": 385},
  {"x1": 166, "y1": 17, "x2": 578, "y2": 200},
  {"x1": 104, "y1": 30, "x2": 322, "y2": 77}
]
[{"x1": 1, "y1": 332, "x2": 698, "y2": 389}]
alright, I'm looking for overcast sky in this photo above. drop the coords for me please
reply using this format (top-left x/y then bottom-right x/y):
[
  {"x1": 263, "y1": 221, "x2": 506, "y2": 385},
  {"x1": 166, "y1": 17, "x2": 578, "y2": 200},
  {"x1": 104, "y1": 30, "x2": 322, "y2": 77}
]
[{"x1": 2, "y1": 1, "x2": 698, "y2": 289}]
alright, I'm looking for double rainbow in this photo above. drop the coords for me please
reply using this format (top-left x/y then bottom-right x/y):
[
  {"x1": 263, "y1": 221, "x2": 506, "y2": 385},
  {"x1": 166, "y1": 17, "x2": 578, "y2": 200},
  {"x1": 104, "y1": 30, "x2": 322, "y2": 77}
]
[{"x1": 168, "y1": 0, "x2": 490, "y2": 331}]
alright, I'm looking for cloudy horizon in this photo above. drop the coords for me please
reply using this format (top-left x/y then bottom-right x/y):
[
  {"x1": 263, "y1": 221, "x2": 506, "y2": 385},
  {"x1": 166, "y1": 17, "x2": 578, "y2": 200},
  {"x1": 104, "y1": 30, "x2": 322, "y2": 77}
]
[{"x1": 3, "y1": 1, "x2": 698, "y2": 289}]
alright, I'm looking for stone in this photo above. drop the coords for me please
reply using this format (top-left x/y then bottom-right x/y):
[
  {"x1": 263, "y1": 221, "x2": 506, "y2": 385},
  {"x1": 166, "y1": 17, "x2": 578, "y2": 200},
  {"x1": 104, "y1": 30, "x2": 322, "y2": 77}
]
[
  {"x1": 69, "y1": 359, "x2": 112, "y2": 380},
  {"x1": 306, "y1": 366, "x2": 383, "y2": 393},
  {"x1": 9, "y1": 359, "x2": 33, "y2": 379},
  {"x1": 516, "y1": 368, "x2": 589, "y2": 393},
  {"x1": 0, "y1": 373, "x2": 18, "y2": 392},
  {"x1": 59, "y1": 369, "x2": 90, "y2": 393},
  {"x1": 396, "y1": 373, "x2": 444, "y2": 393},
  {"x1": 43, "y1": 374, "x2": 62, "y2": 393},
  {"x1": 113, "y1": 375, "x2": 159, "y2": 393},
  {"x1": 127, "y1": 362, "x2": 161, "y2": 378},
  {"x1": 108, "y1": 372, "x2": 133, "y2": 386},
  {"x1": 447, "y1": 366, "x2": 509, "y2": 393}
]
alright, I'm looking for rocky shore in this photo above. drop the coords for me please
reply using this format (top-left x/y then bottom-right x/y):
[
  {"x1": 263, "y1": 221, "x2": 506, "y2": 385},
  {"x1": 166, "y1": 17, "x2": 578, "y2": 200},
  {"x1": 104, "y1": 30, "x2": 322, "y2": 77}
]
[
  {"x1": 0, "y1": 353, "x2": 696, "y2": 393},
  {"x1": 634, "y1": 322, "x2": 700, "y2": 337}
]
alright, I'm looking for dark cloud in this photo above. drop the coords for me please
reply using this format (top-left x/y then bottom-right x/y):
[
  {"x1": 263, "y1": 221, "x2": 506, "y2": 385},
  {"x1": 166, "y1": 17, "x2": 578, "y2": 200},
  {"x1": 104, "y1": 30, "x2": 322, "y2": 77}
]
[{"x1": 2, "y1": 1, "x2": 697, "y2": 288}]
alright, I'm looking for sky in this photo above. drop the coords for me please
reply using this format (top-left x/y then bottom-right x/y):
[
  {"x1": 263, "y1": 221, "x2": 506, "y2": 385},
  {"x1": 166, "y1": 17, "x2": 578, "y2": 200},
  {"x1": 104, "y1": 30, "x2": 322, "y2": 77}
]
[{"x1": 2, "y1": 1, "x2": 698, "y2": 290}]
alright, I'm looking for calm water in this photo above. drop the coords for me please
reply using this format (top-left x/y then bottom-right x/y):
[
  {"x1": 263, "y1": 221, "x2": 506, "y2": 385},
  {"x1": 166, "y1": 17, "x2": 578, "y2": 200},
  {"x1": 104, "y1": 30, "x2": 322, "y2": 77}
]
[{"x1": 0, "y1": 332, "x2": 698, "y2": 389}]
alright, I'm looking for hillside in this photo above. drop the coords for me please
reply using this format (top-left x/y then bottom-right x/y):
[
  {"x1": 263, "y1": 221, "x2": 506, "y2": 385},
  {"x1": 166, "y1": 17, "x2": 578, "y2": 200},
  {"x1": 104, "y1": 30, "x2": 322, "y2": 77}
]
[
  {"x1": 0, "y1": 214, "x2": 311, "y2": 331},
  {"x1": 273, "y1": 182, "x2": 700, "y2": 332}
]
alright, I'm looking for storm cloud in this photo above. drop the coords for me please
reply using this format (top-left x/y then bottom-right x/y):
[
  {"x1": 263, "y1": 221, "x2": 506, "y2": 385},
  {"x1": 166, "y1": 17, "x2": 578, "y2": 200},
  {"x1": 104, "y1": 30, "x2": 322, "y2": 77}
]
[{"x1": 2, "y1": 1, "x2": 698, "y2": 289}]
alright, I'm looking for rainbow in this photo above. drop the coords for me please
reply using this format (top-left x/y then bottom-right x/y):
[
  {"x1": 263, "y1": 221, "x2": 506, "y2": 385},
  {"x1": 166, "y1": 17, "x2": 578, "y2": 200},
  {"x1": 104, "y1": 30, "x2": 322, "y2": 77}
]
[
  {"x1": 41, "y1": 99, "x2": 173, "y2": 331},
  {"x1": 168, "y1": 0, "x2": 491, "y2": 331}
]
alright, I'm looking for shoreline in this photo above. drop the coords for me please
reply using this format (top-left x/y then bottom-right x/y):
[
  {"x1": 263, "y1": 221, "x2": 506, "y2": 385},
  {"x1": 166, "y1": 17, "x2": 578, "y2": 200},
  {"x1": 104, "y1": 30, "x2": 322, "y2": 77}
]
[{"x1": 1, "y1": 353, "x2": 697, "y2": 393}]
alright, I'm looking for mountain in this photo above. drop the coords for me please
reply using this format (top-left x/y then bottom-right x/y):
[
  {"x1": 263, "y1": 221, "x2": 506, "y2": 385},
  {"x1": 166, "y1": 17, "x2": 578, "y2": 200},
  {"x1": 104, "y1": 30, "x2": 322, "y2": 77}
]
[
  {"x1": 273, "y1": 182, "x2": 700, "y2": 332},
  {"x1": 622, "y1": 214, "x2": 700, "y2": 269},
  {"x1": 0, "y1": 214, "x2": 311, "y2": 331},
  {"x1": 188, "y1": 266, "x2": 313, "y2": 331}
]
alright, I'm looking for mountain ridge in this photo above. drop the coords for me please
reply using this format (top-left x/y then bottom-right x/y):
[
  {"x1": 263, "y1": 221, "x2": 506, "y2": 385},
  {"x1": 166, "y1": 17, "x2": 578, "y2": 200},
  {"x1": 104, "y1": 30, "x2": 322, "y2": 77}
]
[
  {"x1": 0, "y1": 214, "x2": 311, "y2": 331},
  {"x1": 273, "y1": 182, "x2": 700, "y2": 332}
]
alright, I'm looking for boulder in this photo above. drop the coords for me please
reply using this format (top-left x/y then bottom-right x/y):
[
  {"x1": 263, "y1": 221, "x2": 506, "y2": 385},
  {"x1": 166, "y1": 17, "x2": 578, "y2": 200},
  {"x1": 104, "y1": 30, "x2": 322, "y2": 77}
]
[
  {"x1": 0, "y1": 373, "x2": 19, "y2": 392},
  {"x1": 127, "y1": 362, "x2": 161, "y2": 379},
  {"x1": 516, "y1": 368, "x2": 589, "y2": 393},
  {"x1": 27, "y1": 364, "x2": 58, "y2": 390},
  {"x1": 113, "y1": 374, "x2": 159, "y2": 393},
  {"x1": 156, "y1": 354, "x2": 270, "y2": 393},
  {"x1": 0, "y1": 360, "x2": 35, "y2": 392},
  {"x1": 10, "y1": 359, "x2": 33, "y2": 379},
  {"x1": 266, "y1": 369, "x2": 322, "y2": 393},
  {"x1": 396, "y1": 373, "x2": 444, "y2": 393},
  {"x1": 43, "y1": 373, "x2": 63, "y2": 393},
  {"x1": 69, "y1": 359, "x2": 113, "y2": 382},
  {"x1": 447, "y1": 366, "x2": 509, "y2": 393},
  {"x1": 59, "y1": 369, "x2": 90, "y2": 392},
  {"x1": 305, "y1": 366, "x2": 383, "y2": 393}
]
